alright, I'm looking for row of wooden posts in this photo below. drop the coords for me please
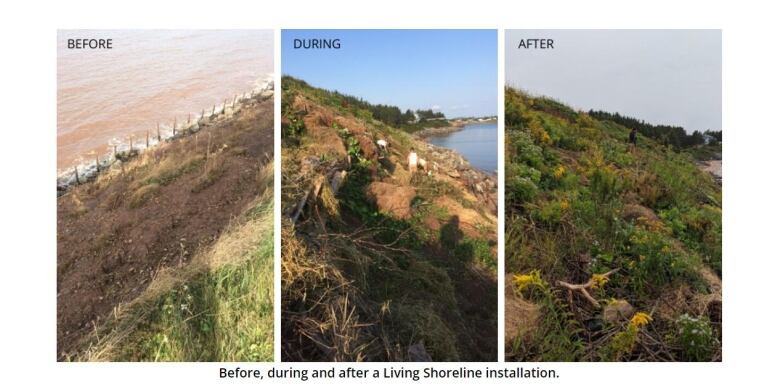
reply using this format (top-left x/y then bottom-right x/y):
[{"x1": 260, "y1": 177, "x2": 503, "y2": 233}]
[{"x1": 70, "y1": 91, "x2": 256, "y2": 185}]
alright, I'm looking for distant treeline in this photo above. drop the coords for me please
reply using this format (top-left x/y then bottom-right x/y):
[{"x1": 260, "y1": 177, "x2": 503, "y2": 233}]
[
  {"x1": 337, "y1": 95, "x2": 446, "y2": 127},
  {"x1": 589, "y1": 110, "x2": 722, "y2": 149},
  {"x1": 282, "y1": 76, "x2": 446, "y2": 130}
]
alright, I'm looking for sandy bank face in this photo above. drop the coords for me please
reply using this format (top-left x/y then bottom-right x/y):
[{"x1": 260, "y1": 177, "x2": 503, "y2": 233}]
[{"x1": 700, "y1": 160, "x2": 722, "y2": 178}]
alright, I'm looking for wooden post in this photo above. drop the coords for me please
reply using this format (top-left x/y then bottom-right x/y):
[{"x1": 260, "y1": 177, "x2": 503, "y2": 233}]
[
  {"x1": 157, "y1": 123, "x2": 161, "y2": 141},
  {"x1": 206, "y1": 132, "x2": 212, "y2": 161},
  {"x1": 95, "y1": 155, "x2": 100, "y2": 172},
  {"x1": 146, "y1": 130, "x2": 150, "y2": 148},
  {"x1": 223, "y1": 99, "x2": 227, "y2": 113},
  {"x1": 187, "y1": 113, "x2": 191, "y2": 126},
  {"x1": 74, "y1": 166, "x2": 80, "y2": 184},
  {"x1": 173, "y1": 118, "x2": 177, "y2": 136},
  {"x1": 212, "y1": 104, "x2": 216, "y2": 116},
  {"x1": 200, "y1": 108, "x2": 205, "y2": 122}
]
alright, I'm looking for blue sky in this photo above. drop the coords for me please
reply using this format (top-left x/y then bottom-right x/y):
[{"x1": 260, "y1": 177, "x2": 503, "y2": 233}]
[{"x1": 283, "y1": 30, "x2": 497, "y2": 118}]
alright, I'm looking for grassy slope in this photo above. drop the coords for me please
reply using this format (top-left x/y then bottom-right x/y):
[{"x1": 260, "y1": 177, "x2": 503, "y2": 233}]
[
  {"x1": 79, "y1": 189, "x2": 274, "y2": 362},
  {"x1": 58, "y1": 95, "x2": 275, "y2": 361},
  {"x1": 281, "y1": 77, "x2": 497, "y2": 361},
  {"x1": 504, "y1": 88, "x2": 722, "y2": 361}
]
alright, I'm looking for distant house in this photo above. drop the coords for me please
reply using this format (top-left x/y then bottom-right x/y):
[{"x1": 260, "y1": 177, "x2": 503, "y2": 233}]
[{"x1": 703, "y1": 134, "x2": 719, "y2": 145}]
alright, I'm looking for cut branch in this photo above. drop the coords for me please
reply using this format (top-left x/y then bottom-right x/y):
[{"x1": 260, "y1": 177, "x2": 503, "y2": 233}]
[
  {"x1": 290, "y1": 175, "x2": 325, "y2": 224},
  {"x1": 557, "y1": 268, "x2": 619, "y2": 308}
]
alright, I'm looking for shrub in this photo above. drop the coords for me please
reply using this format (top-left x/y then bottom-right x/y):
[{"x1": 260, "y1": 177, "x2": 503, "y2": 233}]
[
  {"x1": 600, "y1": 312, "x2": 652, "y2": 361},
  {"x1": 625, "y1": 227, "x2": 699, "y2": 294},
  {"x1": 589, "y1": 165, "x2": 622, "y2": 204},
  {"x1": 531, "y1": 198, "x2": 569, "y2": 226},
  {"x1": 506, "y1": 164, "x2": 540, "y2": 206},
  {"x1": 673, "y1": 314, "x2": 717, "y2": 361},
  {"x1": 507, "y1": 130, "x2": 544, "y2": 168}
]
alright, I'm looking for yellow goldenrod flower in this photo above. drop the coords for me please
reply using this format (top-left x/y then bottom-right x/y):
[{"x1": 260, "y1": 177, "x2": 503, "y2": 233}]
[
  {"x1": 560, "y1": 199, "x2": 570, "y2": 210},
  {"x1": 553, "y1": 165, "x2": 566, "y2": 179},
  {"x1": 630, "y1": 312, "x2": 652, "y2": 328},
  {"x1": 513, "y1": 270, "x2": 544, "y2": 292},
  {"x1": 590, "y1": 273, "x2": 609, "y2": 288}
]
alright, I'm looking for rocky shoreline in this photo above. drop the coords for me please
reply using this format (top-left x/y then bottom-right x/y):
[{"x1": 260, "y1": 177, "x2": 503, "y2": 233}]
[
  {"x1": 56, "y1": 83, "x2": 274, "y2": 196},
  {"x1": 417, "y1": 141, "x2": 498, "y2": 214}
]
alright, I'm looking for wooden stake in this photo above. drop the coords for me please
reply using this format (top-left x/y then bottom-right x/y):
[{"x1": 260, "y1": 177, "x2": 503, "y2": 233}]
[
  {"x1": 206, "y1": 133, "x2": 212, "y2": 160},
  {"x1": 212, "y1": 104, "x2": 216, "y2": 116},
  {"x1": 200, "y1": 108, "x2": 205, "y2": 122},
  {"x1": 74, "y1": 166, "x2": 80, "y2": 184},
  {"x1": 173, "y1": 118, "x2": 177, "y2": 136},
  {"x1": 187, "y1": 113, "x2": 191, "y2": 125},
  {"x1": 146, "y1": 130, "x2": 150, "y2": 148},
  {"x1": 157, "y1": 123, "x2": 161, "y2": 141},
  {"x1": 95, "y1": 155, "x2": 100, "y2": 172}
]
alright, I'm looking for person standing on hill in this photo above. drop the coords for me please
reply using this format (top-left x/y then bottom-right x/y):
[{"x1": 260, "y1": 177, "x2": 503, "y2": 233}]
[
  {"x1": 408, "y1": 148, "x2": 418, "y2": 173},
  {"x1": 629, "y1": 128, "x2": 638, "y2": 149}
]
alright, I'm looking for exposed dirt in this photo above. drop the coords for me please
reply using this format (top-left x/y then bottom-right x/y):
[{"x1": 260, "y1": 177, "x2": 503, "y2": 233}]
[
  {"x1": 433, "y1": 196, "x2": 494, "y2": 240},
  {"x1": 504, "y1": 279, "x2": 540, "y2": 348},
  {"x1": 56, "y1": 95, "x2": 273, "y2": 359},
  {"x1": 655, "y1": 266, "x2": 722, "y2": 325},
  {"x1": 365, "y1": 182, "x2": 416, "y2": 219},
  {"x1": 622, "y1": 203, "x2": 660, "y2": 222},
  {"x1": 300, "y1": 103, "x2": 346, "y2": 158}
]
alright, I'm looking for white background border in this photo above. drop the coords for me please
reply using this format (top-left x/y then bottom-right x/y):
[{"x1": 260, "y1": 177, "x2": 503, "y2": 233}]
[{"x1": 2, "y1": 0, "x2": 779, "y2": 387}]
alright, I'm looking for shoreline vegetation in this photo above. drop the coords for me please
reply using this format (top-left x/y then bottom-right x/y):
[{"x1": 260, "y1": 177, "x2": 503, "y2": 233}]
[
  {"x1": 57, "y1": 77, "x2": 274, "y2": 196},
  {"x1": 57, "y1": 85, "x2": 275, "y2": 361},
  {"x1": 281, "y1": 76, "x2": 498, "y2": 361},
  {"x1": 413, "y1": 118, "x2": 497, "y2": 139},
  {"x1": 504, "y1": 87, "x2": 721, "y2": 362}
]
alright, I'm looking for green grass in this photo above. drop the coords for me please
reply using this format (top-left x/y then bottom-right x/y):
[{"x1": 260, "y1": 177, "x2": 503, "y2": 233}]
[
  {"x1": 78, "y1": 198, "x2": 274, "y2": 362},
  {"x1": 124, "y1": 228, "x2": 273, "y2": 361},
  {"x1": 504, "y1": 87, "x2": 722, "y2": 361}
]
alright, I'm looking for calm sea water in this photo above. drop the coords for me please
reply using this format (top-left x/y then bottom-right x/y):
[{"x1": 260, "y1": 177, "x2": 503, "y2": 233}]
[
  {"x1": 426, "y1": 122, "x2": 498, "y2": 174},
  {"x1": 57, "y1": 30, "x2": 273, "y2": 170}
]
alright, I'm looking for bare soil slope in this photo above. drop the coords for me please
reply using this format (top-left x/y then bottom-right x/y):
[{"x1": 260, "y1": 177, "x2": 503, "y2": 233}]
[{"x1": 57, "y1": 95, "x2": 273, "y2": 358}]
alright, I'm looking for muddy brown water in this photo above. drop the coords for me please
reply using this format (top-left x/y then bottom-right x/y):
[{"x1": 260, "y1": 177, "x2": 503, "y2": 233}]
[{"x1": 57, "y1": 30, "x2": 273, "y2": 171}]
